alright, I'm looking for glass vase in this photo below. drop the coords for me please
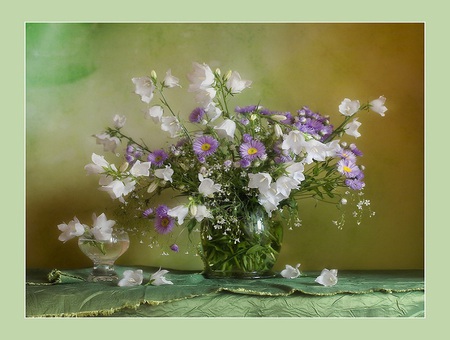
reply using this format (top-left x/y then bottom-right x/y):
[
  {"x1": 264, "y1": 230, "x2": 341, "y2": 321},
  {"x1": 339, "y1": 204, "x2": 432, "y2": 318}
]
[
  {"x1": 200, "y1": 205, "x2": 283, "y2": 279},
  {"x1": 78, "y1": 230, "x2": 130, "y2": 282}
]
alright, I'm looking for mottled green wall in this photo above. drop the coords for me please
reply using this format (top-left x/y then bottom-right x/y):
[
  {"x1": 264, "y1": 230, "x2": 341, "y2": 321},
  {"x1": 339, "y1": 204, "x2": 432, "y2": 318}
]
[{"x1": 26, "y1": 23, "x2": 424, "y2": 271}]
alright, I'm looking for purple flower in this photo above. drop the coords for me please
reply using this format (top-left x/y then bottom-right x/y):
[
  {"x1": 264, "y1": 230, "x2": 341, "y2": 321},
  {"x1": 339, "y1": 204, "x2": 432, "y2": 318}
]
[
  {"x1": 193, "y1": 135, "x2": 219, "y2": 158},
  {"x1": 240, "y1": 118, "x2": 250, "y2": 125},
  {"x1": 240, "y1": 139, "x2": 266, "y2": 161},
  {"x1": 235, "y1": 105, "x2": 258, "y2": 114},
  {"x1": 337, "y1": 148, "x2": 357, "y2": 161},
  {"x1": 189, "y1": 107, "x2": 206, "y2": 123},
  {"x1": 345, "y1": 178, "x2": 365, "y2": 190},
  {"x1": 337, "y1": 159, "x2": 361, "y2": 178},
  {"x1": 274, "y1": 154, "x2": 292, "y2": 164},
  {"x1": 170, "y1": 244, "x2": 179, "y2": 252},
  {"x1": 125, "y1": 145, "x2": 143, "y2": 164},
  {"x1": 142, "y1": 208, "x2": 153, "y2": 218},
  {"x1": 148, "y1": 149, "x2": 169, "y2": 167},
  {"x1": 293, "y1": 107, "x2": 334, "y2": 141},
  {"x1": 349, "y1": 143, "x2": 363, "y2": 157},
  {"x1": 154, "y1": 205, "x2": 175, "y2": 234},
  {"x1": 240, "y1": 158, "x2": 251, "y2": 168},
  {"x1": 223, "y1": 160, "x2": 232, "y2": 168},
  {"x1": 242, "y1": 134, "x2": 253, "y2": 143}
]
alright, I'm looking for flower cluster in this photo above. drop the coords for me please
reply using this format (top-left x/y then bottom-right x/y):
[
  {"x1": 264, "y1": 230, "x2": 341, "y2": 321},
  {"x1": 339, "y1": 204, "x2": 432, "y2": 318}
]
[
  {"x1": 83, "y1": 62, "x2": 387, "y2": 253},
  {"x1": 58, "y1": 213, "x2": 116, "y2": 243}
]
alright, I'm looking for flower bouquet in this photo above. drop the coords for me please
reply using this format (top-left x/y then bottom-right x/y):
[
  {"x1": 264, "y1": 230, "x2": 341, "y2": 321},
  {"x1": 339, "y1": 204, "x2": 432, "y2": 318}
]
[{"x1": 59, "y1": 62, "x2": 387, "y2": 278}]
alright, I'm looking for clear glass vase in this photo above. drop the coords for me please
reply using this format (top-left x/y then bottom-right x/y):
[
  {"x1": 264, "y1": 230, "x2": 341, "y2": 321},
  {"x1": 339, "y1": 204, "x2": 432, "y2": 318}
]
[
  {"x1": 78, "y1": 230, "x2": 130, "y2": 282},
  {"x1": 200, "y1": 205, "x2": 283, "y2": 279}
]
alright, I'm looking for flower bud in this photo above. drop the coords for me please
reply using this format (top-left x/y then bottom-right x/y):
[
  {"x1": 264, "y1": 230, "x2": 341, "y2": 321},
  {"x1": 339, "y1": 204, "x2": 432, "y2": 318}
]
[
  {"x1": 119, "y1": 162, "x2": 129, "y2": 172},
  {"x1": 215, "y1": 68, "x2": 221, "y2": 76},
  {"x1": 274, "y1": 124, "x2": 283, "y2": 137},
  {"x1": 250, "y1": 114, "x2": 258, "y2": 121},
  {"x1": 151, "y1": 70, "x2": 157, "y2": 79},
  {"x1": 225, "y1": 70, "x2": 232, "y2": 80},
  {"x1": 271, "y1": 115, "x2": 287, "y2": 122},
  {"x1": 147, "y1": 181, "x2": 159, "y2": 193},
  {"x1": 190, "y1": 204, "x2": 198, "y2": 216}
]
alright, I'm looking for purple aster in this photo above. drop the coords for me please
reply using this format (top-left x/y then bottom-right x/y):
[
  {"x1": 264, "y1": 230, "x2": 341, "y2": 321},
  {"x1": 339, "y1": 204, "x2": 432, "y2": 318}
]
[
  {"x1": 125, "y1": 154, "x2": 135, "y2": 163},
  {"x1": 189, "y1": 107, "x2": 206, "y2": 123},
  {"x1": 278, "y1": 112, "x2": 293, "y2": 125},
  {"x1": 273, "y1": 142, "x2": 292, "y2": 163},
  {"x1": 239, "y1": 139, "x2": 266, "y2": 161},
  {"x1": 235, "y1": 105, "x2": 259, "y2": 114},
  {"x1": 148, "y1": 149, "x2": 169, "y2": 167},
  {"x1": 154, "y1": 205, "x2": 175, "y2": 234},
  {"x1": 337, "y1": 148, "x2": 357, "y2": 161},
  {"x1": 193, "y1": 135, "x2": 219, "y2": 158},
  {"x1": 125, "y1": 145, "x2": 143, "y2": 164},
  {"x1": 170, "y1": 243, "x2": 179, "y2": 252},
  {"x1": 142, "y1": 208, "x2": 154, "y2": 218},
  {"x1": 345, "y1": 178, "x2": 366, "y2": 190},
  {"x1": 337, "y1": 159, "x2": 361, "y2": 178},
  {"x1": 242, "y1": 134, "x2": 253, "y2": 143},
  {"x1": 260, "y1": 108, "x2": 275, "y2": 115},
  {"x1": 223, "y1": 159, "x2": 233, "y2": 168},
  {"x1": 240, "y1": 158, "x2": 251, "y2": 168},
  {"x1": 274, "y1": 154, "x2": 292, "y2": 164},
  {"x1": 349, "y1": 143, "x2": 363, "y2": 157},
  {"x1": 294, "y1": 107, "x2": 334, "y2": 142},
  {"x1": 240, "y1": 118, "x2": 250, "y2": 125}
]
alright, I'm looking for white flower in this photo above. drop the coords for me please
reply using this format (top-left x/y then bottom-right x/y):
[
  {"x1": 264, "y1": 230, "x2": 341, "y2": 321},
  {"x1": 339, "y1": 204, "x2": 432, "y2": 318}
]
[
  {"x1": 132, "y1": 76, "x2": 155, "y2": 104},
  {"x1": 281, "y1": 130, "x2": 307, "y2": 155},
  {"x1": 280, "y1": 263, "x2": 301, "y2": 279},
  {"x1": 274, "y1": 124, "x2": 283, "y2": 138},
  {"x1": 168, "y1": 205, "x2": 189, "y2": 225},
  {"x1": 226, "y1": 71, "x2": 252, "y2": 94},
  {"x1": 285, "y1": 162, "x2": 305, "y2": 183},
  {"x1": 248, "y1": 172, "x2": 272, "y2": 193},
  {"x1": 163, "y1": 69, "x2": 180, "y2": 88},
  {"x1": 338, "y1": 98, "x2": 360, "y2": 116},
  {"x1": 195, "y1": 88, "x2": 217, "y2": 107},
  {"x1": 194, "y1": 204, "x2": 212, "y2": 221},
  {"x1": 145, "y1": 105, "x2": 164, "y2": 123},
  {"x1": 154, "y1": 166, "x2": 174, "y2": 182},
  {"x1": 275, "y1": 176, "x2": 299, "y2": 197},
  {"x1": 198, "y1": 174, "x2": 221, "y2": 197},
  {"x1": 302, "y1": 139, "x2": 337, "y2": 164},
  {"x1": 187, "y1": 62, "x2": 215, "y2": 92},
  {"x1": 118, "y1": 269, "x2": 144, "y2": 287},
  {"x1": 113, "y1": 114, "x2": 126, "y2": 128},
  {"x1": 84, "y1": 153, "x2": 110, "y2": 175},
  {"x1": 315, "y1": 269, "x2": 338, "y2": 287},
  {"x1": 344, "y1": 118, "x2": 362, "y2": 138},
  {"x1": 94, "y1": 133, "x2": 120, "y2": 153},
  {"x1": 370, "y1": 96, "x2": 387, "y2": 116},
  {"x1": 91, "y1": 213, "x2": 116, "y2": 241},
  {"x1": 214, "y1": 119, "x2": 236, "y2": 140},
  {"x1": 160, "y1": 116, "x2": 182, "y2": 138},
  {"x1": 150, "y1": 268, "x2": 173, "y2": 286},
  {"x1": 57, "y1": 217, "x2": 86, "y2": 242},
  {"x1": 99, "y1": 177, "x2": 136, "y2": 200},
  {"x1": 205, "y1": 103, "x2": 222, "y2": 122},
  {"x1": 258, "y1": 183, "x2": 285, "y2": 216},
  {"x1": 129, "y1": 160, "x2": 151, "y2": 177}
]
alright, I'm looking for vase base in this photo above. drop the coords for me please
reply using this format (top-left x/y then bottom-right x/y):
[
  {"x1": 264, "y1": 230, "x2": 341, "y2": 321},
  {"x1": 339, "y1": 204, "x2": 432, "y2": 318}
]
[
  {"x1": 87, "y1": 273, "x2": 119, "y2": 283},
  {"x1": 202, "y1": 270, "x2": 278, "y2": 279}
]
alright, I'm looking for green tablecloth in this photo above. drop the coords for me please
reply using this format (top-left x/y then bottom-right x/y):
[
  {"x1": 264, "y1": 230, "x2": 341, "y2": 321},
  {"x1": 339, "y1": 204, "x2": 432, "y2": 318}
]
[{"x1": 26, "y1": 266, "x2": 424, "y2": 318}]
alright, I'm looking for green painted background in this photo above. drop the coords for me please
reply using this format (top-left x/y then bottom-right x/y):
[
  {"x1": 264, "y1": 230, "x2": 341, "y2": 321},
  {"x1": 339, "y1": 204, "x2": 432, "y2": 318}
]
[{"x1": 26, "y1": 23, "x2": 424, "y2": 271}]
